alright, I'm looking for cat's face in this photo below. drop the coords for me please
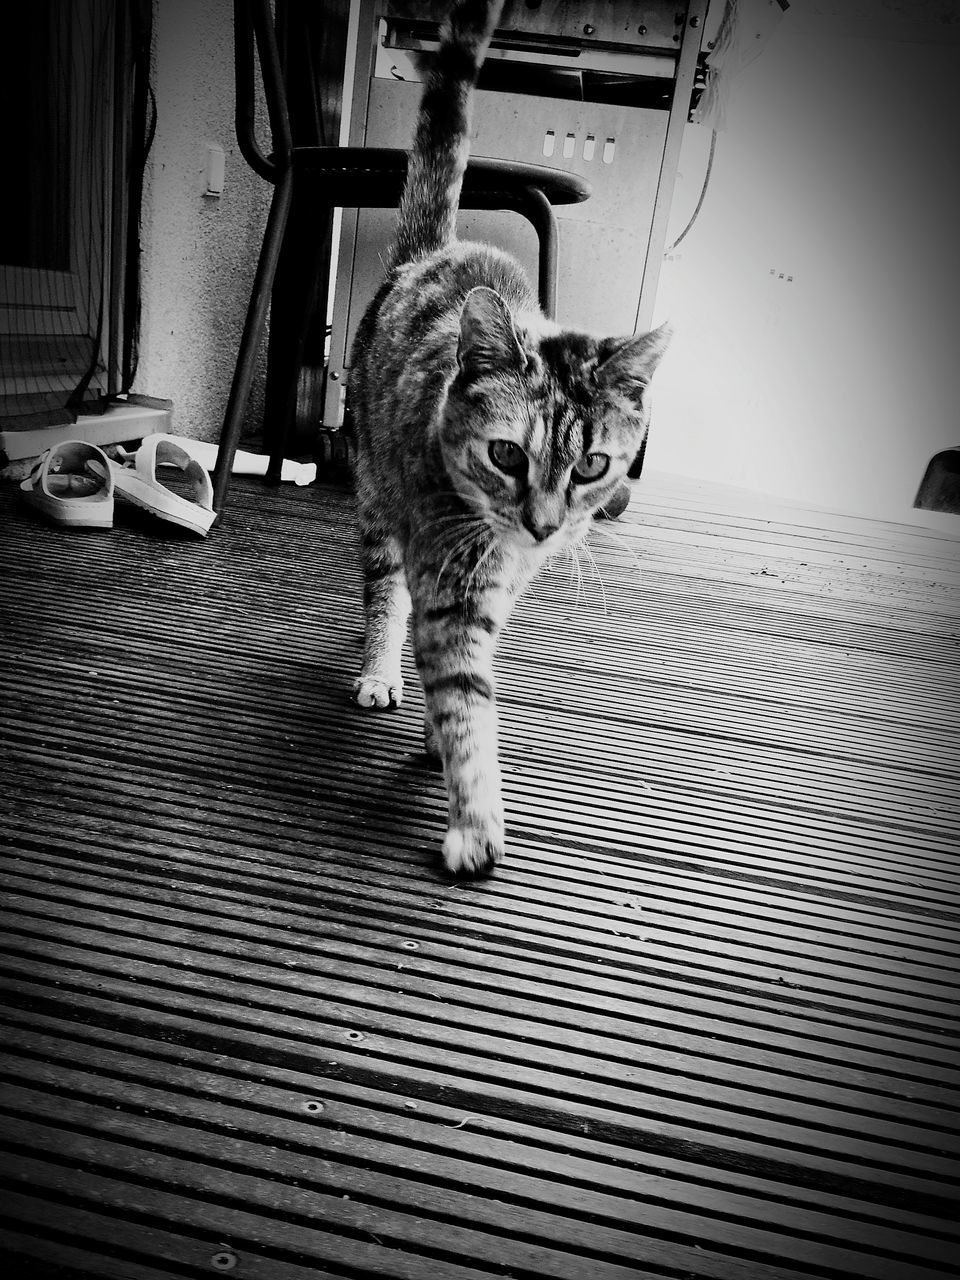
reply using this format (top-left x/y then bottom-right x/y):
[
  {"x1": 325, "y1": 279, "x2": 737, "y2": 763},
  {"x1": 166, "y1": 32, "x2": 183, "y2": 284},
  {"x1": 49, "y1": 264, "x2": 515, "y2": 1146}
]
[{"x1": 439, "y1": 287, "x2": 670, "y2": 552}]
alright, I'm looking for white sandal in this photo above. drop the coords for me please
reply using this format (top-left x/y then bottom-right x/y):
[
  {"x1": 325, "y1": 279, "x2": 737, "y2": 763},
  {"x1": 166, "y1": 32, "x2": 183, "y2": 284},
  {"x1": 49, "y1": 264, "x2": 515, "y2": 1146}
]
[
  {"x1": 19, "y1": 441, "x2": 114, "y2": 529},
  {"x1": 110, "y1": 434, "x2": 216, "y2": 536}
]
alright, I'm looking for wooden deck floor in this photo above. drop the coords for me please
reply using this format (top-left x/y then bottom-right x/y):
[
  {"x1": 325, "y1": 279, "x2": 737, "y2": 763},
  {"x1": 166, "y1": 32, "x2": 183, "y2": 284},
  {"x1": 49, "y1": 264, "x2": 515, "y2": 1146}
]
[{"x1": 0, "y1": 470, "x2": 958, "y2": 1279}]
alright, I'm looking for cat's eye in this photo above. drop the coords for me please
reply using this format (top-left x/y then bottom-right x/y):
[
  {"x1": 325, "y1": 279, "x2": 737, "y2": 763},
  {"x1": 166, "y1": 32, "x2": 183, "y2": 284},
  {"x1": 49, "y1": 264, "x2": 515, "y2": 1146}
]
[
  {"x1": 572, "y1": 452, "x2": 610, "y2": 483},
  {"x1": 488, "y1": 439, "x2": 527, "y2": 475}
]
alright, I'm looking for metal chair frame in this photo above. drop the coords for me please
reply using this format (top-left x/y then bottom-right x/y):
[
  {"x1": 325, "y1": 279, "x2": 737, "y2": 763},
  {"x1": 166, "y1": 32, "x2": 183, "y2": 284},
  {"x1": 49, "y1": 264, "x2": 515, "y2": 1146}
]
[{"x1": 213, "y1": 0, "x2": 590, "y2": 512}]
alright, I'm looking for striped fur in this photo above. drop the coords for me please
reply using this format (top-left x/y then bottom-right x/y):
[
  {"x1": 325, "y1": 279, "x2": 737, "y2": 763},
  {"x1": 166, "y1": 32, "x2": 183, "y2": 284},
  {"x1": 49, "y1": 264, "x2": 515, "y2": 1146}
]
[{"x1": 348, "y1": 0, "x2": 670, "y2": 876}]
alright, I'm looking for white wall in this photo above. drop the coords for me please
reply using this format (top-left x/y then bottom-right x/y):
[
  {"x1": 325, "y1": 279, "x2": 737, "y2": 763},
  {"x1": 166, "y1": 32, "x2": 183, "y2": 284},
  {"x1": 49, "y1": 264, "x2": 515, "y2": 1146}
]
[
  {"x1": 135, "y1": 0, "x2": 271, "y2": 441},
  {"x1": 648, "y1": 0, "x2": 960, "y2": 522}
]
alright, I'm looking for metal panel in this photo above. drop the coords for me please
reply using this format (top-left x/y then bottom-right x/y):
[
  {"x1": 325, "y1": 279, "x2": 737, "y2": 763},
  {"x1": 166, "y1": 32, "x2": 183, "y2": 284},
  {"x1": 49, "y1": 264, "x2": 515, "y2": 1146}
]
[
  {"x1": 322, "y1": 0, "x2": 706, "y2": 428},
  {"x1": 342, "y1": 81, "x2": 667, "y2": 340},
  {"x1": 388, "y1": 0, "x2": 688, "y2": 50}
]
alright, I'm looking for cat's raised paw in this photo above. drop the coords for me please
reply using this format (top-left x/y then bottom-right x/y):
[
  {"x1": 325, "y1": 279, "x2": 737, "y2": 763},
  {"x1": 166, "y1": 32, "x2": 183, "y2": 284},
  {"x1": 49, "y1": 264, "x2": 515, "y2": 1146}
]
[
  {"x1": 353, "y1": 674, "x2": 403, "y2": 709},
  {"x1": 442, "y1": 826, "x2": 503, "y2": 878}
]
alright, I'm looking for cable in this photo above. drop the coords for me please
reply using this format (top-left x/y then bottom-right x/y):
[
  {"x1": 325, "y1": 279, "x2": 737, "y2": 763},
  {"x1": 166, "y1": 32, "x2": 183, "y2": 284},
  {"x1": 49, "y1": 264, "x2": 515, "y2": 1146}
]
[
  {"x1": 121, "y1": 3, "x2": 158, "y2": 394},
  {"x1": 664, "y1": 127, "x2": 717, "y2": 254}
]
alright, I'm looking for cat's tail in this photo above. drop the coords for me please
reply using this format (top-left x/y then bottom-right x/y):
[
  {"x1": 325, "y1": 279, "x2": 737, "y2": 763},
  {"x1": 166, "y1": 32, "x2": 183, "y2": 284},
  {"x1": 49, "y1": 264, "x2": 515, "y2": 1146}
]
[{"x1": 389, "y1": 0, "x2": 504, "y2": 269}]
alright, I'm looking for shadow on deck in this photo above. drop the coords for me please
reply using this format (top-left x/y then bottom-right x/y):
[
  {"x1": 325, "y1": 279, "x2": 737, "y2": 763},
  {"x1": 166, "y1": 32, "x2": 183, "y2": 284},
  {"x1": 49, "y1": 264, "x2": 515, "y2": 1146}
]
[{"x1": 0, "y1": 471, "x2": 958, "y2": 1279}]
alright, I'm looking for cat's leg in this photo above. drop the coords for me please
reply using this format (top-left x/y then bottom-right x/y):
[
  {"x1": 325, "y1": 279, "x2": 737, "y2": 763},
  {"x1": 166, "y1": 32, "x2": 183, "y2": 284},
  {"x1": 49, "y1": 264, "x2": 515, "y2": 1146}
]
[
  {"x1": 423, "y1": 710, "x2": 442, "y2": 765},
  {"x1": 354, "y1": 516, "x2": 411, "y2": 710},
  {"x1": 411, "y1": 587, "x2": 507, "y2": 877}
]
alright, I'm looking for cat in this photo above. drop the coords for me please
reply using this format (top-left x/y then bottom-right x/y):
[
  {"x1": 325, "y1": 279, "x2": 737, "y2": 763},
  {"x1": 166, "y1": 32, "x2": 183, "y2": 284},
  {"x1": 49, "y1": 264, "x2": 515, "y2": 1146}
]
[{"x1": 348, "y1": 0, "x2": 670, "y2": 878}]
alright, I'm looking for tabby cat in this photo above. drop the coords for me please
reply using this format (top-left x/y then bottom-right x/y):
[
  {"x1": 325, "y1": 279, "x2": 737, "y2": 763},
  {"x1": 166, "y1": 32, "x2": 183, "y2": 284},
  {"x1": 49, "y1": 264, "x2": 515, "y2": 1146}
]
[{"x1": 349, "y1": 0, "x2": 670, "y2": 877}]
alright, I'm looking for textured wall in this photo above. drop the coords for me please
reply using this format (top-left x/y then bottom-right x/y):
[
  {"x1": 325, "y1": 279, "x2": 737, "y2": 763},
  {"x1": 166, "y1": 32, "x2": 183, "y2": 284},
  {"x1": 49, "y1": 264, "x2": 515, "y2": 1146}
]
[{"x1": 134, "y1": 0, "x2": 271, "y2": 441}]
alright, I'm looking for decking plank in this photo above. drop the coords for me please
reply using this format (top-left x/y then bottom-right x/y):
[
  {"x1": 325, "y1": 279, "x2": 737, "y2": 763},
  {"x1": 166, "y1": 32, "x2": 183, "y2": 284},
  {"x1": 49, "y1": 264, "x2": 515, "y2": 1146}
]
[
  {"x1": 6, "y1": 1004, "x2": 957, "y2": 1239},
  {"x1": 1, "y1": 473, "x2": 958, "y2": 1278},
  {"x1": 1, "y1": 1062, "x2": 951, "y2": 1280},
  {"x1": 4, "y1": 899, "x2": 958, "y2": 1138},
  {"x1": 5, "y1": 870, "x2": 959, "y2": 1083}
]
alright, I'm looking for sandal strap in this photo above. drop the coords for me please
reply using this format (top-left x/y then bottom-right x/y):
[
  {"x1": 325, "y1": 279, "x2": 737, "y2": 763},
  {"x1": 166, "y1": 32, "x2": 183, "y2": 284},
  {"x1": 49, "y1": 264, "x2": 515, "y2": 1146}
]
[
  {"x1": 135, "y1": 434, "x2": 214, "y2": 512},
  {"x1": 22, "y1": 441, "x2": 113, "y2": 498}
]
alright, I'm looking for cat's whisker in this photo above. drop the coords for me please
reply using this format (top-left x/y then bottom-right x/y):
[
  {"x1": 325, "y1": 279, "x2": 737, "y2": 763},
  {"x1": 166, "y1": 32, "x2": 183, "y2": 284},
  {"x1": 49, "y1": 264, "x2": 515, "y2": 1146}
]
[
  {"x1": 432, "y1": 549, "x2": 469, "y2": 604},
  {"x1": 589, "y1": 522, "x2": 644, "y2": 575},
  {"x1": 435, "y1": 521, "x2": 485, "y2": 567},
  {"x1": 431, "y1": 523, "x2": 476, "y2": 572},
  {"x1": 579, "y1": 538, "x2": 609, "y2": 616},
  {"x1": 465, "y1": 533, "x2": 499, "y2": 597},
  {"x1": 560, "y1": 540, "x2": 585, "y2": 608},
  {"x1": 565, "y1": 543, "x2": 580, "y2": 605},
  {"x1": 414, "y1": 512, "x2": 484, "y2": 546},
  {"x1": 479, "y1": 509, "x2": 510, "y2": 537},
  {"x1": 574, "y1": 544, "x2": 587, "y2": 608},
  {"x1": 432, "y1": 523, "x2": 488, "y2": 602},
  {"x1": 435, "y1": 519, "x2": 481, "y2": 560},
  {"x1": 423, "y1": 512, "x2": 486, "y2": 540},
  {"x1": 463, "y1": 532, "x2": 499, "y2": 596}
]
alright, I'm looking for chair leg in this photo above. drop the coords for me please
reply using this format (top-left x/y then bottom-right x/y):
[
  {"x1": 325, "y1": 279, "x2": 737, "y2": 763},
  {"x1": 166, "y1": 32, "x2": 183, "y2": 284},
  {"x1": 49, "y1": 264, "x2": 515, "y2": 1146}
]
[
  {"x1": 212, "y1": 169, "x2": 294, "y2": 514},
  {"x1": 263, "y1": 191, "x2": 335, "y2": 485},
  {"x1": 516, "y1": 184, "x2": 558, "y2": 319}
]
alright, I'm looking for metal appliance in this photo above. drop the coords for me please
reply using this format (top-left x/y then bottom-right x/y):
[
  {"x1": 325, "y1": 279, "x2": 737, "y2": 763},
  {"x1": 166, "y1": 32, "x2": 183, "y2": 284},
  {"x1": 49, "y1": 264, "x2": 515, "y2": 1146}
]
[{"x1": 323, "y1": 0, "x2": 709, "y2": 430}]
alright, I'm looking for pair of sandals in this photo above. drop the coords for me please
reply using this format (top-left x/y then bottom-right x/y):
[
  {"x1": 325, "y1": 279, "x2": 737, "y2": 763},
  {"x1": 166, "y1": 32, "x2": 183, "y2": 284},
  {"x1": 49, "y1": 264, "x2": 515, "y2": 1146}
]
[{"x1": 19, "y1": 435, "x2": 216, "y2": 537}]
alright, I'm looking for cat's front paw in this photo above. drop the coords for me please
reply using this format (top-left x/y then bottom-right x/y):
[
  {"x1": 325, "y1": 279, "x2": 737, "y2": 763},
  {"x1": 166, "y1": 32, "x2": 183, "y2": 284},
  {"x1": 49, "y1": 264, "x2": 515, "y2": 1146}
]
[
  {"x1": 442, "y1": 825, "x2": 503, "y2": 878},
  {"x1": 353, "y1": 673, "x2": 403, "y2": 709}
]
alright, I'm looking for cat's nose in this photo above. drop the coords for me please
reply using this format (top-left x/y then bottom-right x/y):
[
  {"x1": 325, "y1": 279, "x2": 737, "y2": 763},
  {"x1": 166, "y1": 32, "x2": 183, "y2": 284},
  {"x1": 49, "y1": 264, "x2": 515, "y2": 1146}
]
[{"x1": 522, "y1": 514, "x2": 561, "y2": 543}]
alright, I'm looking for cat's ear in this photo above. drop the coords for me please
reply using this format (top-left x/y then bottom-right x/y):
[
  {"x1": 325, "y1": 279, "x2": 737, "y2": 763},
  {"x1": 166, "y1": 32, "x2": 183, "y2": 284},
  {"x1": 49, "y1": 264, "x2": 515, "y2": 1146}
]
[
  {"x1": 627, "y1": 429, "x2": 649, "y2": 480},
  {"x1": 595, "y1": 322, "x2": 672, "y2": 402},
  {"x1": 457, "y1": 287, "x2": 525, "y2": 380}
]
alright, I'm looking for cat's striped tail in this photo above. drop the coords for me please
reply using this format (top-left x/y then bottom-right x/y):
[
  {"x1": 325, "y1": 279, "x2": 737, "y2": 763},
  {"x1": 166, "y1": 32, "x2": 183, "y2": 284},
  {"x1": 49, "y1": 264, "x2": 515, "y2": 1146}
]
[{"x1": 389, "y1": 0, "x2": 504, "y2": 269}]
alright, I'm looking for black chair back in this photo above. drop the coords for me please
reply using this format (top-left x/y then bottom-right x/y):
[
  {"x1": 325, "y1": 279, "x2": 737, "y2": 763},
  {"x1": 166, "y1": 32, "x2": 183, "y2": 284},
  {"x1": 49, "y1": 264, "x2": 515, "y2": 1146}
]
[{"x1": 235, "y1": 0, "x2": 351, "y2": 182}]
